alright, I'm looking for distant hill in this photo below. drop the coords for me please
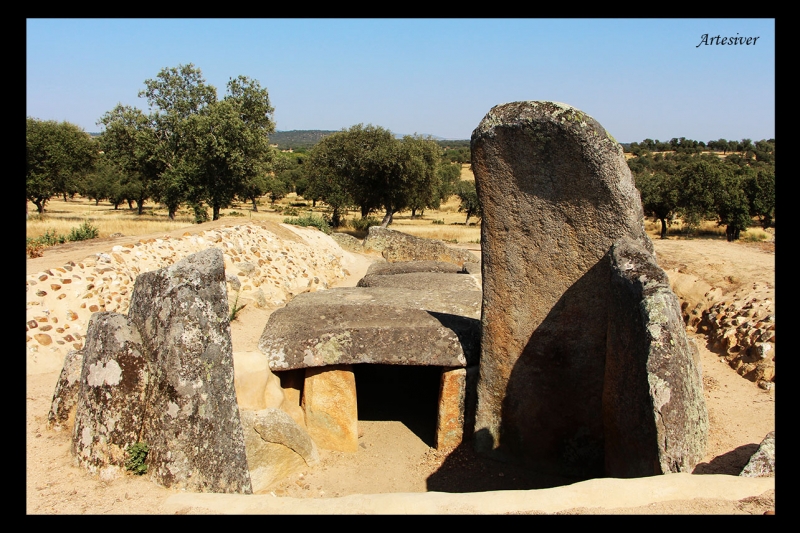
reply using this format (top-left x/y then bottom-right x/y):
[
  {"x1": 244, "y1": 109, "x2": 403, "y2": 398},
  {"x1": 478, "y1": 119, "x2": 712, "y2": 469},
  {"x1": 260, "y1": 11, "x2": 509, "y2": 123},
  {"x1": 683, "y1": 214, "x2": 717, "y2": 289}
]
[
  {"x1": 269, "y1": 130, "x2": 339, "y2": 150},
  {"x1": 270, "y1": 130, "x2": 469, "y2": 150}
]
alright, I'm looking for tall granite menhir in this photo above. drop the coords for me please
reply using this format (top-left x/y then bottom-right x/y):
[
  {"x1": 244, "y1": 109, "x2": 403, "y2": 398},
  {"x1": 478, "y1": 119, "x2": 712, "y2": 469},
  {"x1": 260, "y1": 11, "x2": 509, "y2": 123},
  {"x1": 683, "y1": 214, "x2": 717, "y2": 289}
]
[{"x1": 471, "y1": 101, "x2": 707, "y2": 478}]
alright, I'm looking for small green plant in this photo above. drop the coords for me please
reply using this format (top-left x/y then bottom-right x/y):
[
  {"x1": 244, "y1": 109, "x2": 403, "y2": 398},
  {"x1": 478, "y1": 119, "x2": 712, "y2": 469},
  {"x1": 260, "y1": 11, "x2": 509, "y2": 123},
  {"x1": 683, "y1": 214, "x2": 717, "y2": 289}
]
[
  {"x1": 229, "y1": 291, "x2": 247, "y2": 322},
  {"x1": 67, "y1": 221, "x2": 99, "y2": 242},
  {"x1": 283, "y1": 213, "x2": 331, "y2": 234},
  {"x1": 431, "y1": 219, "x2": 445, "y2": 225},
  {"x1": 227, "y1": 211, "x2": 246, "y2": 217},
  {"x1": 350, "y1": 216, "x2": 382, "y2": 232},
  {"x1": 125, "y1": 442, "x2": 149, "y2": 475},
  {"x1": 36, "y1": 228, "x2": 68, "y2": 246},
  {"x1": 281, "y1": 206, "x2": 300, "y2": 217},
  {"x1": 290, "y1": 201, "x2": 308, "y2": 207}
]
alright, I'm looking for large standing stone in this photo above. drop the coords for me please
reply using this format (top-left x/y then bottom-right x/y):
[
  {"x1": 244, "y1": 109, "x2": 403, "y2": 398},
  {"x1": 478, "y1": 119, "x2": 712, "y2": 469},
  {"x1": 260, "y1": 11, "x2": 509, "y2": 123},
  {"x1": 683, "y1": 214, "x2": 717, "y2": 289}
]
[
  {"x1": 69, "y1": 313, "x2": 148, "y2": 480},
  {"x1": 128, "y1": 247, "x2": 252, "y2": 493},
  {"x1": 604, "y1": 237, "x2": 708, "y2": 476},
  {"x1": 471, "y1": 101, "x2": 654, "y2": 477}
]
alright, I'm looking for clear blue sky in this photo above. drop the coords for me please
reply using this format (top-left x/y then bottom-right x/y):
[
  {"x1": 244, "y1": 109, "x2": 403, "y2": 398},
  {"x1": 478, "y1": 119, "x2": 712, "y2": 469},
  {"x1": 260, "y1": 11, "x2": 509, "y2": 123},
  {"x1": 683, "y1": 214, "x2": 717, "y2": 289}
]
[{"x1": 27, "y1": 18, "x2": 775, "y2": 143}]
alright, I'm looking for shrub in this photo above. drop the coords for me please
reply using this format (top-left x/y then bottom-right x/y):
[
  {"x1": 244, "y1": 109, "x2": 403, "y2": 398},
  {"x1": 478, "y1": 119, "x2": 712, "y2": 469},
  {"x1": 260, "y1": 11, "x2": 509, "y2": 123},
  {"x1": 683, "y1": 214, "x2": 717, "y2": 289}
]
[
  {"x1": 281, "y1": 207, "x2": 300, "y2": 217},
  {"x1": 431, "y1": 219, "x2": 445, "y2": 225},
  {"x1": 37, "y1": 229, "x2": 67, "y2": 246},
  {"x1": 67, "y1": 221, "x2": 99, "y2": 242},
  {"x1": 227, "y1": 211, "x2": 246, "y2": 217},
  {"x1": 191, "y1": 203, "x2": 209, "y2": 224},
  {"x1": 283, "y1": 213, "x2": 331, "y2": 234},
  {"x1": 350, "y1": 216, "x2": 382, "y2": 232}
]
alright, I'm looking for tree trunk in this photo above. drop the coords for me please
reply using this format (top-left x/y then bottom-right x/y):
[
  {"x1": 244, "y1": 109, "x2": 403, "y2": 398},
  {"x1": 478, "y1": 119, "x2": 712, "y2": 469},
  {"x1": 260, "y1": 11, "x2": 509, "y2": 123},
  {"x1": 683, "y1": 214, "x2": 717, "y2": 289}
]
[
  {"x1": 136, "y1": 198, "x2": 145, "y2": 215},
  {"x1": 411, "y1": 207, "x2": 417, "y2": 219},
  {"x1": 465, "y1": 212, "x2": 471, "y2": 225},
  {"x1": 380, "y1": 209, "x2": 394, "y2": 228},
  {"x1": 659, "y1": 217, "x2": 668, "y2": 239},
  {"x1": 212, "y1": 204, "x2": 221, "y2": 221},
  {"x1": 251, "y1": 198, "x2": 258, "y2": 212},
  {"x1": 127, "y1": 199, "x2": 134, "y2": 210},
  {"x1": 63, "y1": 193, "x2": 68, "y2": 202},
  {"x1": 34, "y1": 199, "x2": 45, "y2": 214},
  {"x1": 361, "y1": 205, "x2": 370, "y2": 218}
]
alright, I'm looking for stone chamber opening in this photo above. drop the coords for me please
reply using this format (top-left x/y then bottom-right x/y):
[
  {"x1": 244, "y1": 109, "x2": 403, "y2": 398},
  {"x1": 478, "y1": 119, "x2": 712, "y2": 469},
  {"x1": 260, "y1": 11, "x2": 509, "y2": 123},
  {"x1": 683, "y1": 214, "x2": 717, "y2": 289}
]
[{"x1": 353, "y1": 363, "x2": 442, "y2": 448}]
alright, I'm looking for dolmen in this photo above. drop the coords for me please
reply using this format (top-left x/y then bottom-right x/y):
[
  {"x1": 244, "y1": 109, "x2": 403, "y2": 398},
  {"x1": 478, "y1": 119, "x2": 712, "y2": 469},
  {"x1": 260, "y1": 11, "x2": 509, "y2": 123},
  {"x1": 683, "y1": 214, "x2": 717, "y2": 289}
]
[
  {"x1": 471, "y1": 101, "x2": 708, "y2": 478},
  {"x1": 258, "y1": 259, "x2": 482, "y2": 452}
]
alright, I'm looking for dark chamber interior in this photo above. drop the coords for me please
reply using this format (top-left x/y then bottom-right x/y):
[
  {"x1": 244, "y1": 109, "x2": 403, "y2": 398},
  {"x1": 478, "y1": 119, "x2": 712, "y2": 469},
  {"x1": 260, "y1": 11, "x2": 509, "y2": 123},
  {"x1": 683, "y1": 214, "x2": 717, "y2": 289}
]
[{"x1": 353, "y1": 364, "x2": 441, "y2": 447}]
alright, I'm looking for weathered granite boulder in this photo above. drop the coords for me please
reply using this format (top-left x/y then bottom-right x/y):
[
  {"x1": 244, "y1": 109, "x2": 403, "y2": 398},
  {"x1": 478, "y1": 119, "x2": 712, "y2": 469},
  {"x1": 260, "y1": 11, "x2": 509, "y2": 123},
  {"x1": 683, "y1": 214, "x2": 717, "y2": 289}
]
[
  {"x1": 471, "y1": 101, "x2": 668, "y2": 477},
  {"x1": 128, "y1": 247, "x2": 252, "y2": 494},
  {"x1": 362, "y1": 226, "x2": 479, "y2": 266},
  {"x1": 740, "y1": 431, "x2": 775, "y2": 478},
  {"x1": 240, "y1": 408, "x2": 320, "y2": 492},
  {"x1": 233, "y1": 351, "x2": 286, "y2": 411},
  {"x1": 47, "y1": 349, "x2": 84, "y2": 431},
  {"x1": 70, "y1": 313, "x2": 148, "y2": 480},
  {"x1": 604, "y1": 237, "x2": 708, "y2": 477},
  {"x1": 330, "y1": 232, "x2": 364, "y2": 253},
  {"x1": 258, "y1": 286, "x2": 481, "y2": 370}
]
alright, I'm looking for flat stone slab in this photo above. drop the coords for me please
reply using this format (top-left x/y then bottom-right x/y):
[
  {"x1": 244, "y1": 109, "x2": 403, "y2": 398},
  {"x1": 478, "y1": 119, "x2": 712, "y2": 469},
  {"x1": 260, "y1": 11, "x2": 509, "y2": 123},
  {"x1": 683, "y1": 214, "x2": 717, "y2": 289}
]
[
  {"x1": 258, "y1": 287, "x2": 481, "y2": 370},
  {"x1": 365, "y1": 260, "x2": 466, "y2": 276},
  {"x1": 357, "y1": 271, "x2": 481, "y2": 292},
  {"x1": 363, "y1": 227, "x2": 479, "y2": 266}
]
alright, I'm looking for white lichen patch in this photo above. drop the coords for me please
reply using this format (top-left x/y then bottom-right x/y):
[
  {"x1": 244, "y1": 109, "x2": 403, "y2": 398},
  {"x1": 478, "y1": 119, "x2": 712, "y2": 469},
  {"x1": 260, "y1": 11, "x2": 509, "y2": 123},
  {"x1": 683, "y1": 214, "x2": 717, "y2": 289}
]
[
  {"x1": 649, "y1": 374, "x2": 672, "y2": 412},
  {"x1": 86, "y1": 359, "x2": 123, "y2": 387}
]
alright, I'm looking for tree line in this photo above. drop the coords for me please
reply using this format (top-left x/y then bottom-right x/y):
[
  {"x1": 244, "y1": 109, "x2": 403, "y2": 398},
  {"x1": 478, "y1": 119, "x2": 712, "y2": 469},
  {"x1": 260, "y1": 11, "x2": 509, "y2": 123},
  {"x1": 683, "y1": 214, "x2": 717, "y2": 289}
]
[
  {"x1": 628, "y1": 139, "x2": 775, "y2": 240},
  {"x1": 26, "y1": 64, "x2": 477, "y2": 228}
]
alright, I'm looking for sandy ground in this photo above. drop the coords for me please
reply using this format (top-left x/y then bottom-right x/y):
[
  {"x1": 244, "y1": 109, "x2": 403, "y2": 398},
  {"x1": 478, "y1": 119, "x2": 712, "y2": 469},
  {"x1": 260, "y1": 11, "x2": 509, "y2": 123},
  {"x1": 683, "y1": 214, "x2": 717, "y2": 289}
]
[{"x1": 26, "y1": 229, "x2": 776, "y2": 514}]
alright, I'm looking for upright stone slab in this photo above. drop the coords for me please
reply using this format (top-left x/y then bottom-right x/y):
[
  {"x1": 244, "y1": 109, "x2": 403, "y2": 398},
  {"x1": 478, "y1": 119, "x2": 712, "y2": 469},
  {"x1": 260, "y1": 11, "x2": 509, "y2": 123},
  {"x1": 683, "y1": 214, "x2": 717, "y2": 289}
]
[
  {"x1": 128, "y1": 247, "x2": 252, "y2": 493},
  {"x1": 69, "y1": 313, "x2": 148, "y2": 479},
  {"x1": 471, "y1": 101, "x2": 652, "y2": 477},
  {"x1": 605, "y1": 237, "x2": 708, "y2": 476},
  {"x1": 302, "y1": 364, "x2": 359, "y2": 452}
]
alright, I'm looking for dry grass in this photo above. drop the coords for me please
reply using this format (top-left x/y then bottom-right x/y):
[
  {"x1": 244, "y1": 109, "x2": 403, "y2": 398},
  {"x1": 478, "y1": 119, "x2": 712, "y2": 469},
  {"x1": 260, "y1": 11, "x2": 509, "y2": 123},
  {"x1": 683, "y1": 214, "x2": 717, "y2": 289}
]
[
  {"x1": 27, "y1": 187, "x2": 484, "y2": 246},
  {"x1": 643, "y1": 217, "x2": 774, "y2": 242},
  {"x1": 26, "y1": 198, "x2": 292, "y2": 240}
]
